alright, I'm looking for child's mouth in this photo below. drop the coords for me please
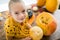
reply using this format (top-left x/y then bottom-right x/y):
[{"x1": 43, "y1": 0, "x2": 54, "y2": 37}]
[
  {"x1": 20, "y1": 18, "x2": 24, "y2": 20},
  {"x1": 19, "y1": 18, "x2": 25, "y2": 21}
]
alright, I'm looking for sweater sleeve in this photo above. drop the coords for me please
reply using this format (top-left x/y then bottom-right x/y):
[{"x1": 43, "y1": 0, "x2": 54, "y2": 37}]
[{"x1": 4, "y1": 18, "x2": 15, "y2": 36}]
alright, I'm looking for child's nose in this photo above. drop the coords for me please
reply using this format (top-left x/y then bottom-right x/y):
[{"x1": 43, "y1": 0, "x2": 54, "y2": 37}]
[{"x1": 19, "y1": 13, "x2": 24, "y2": 17}]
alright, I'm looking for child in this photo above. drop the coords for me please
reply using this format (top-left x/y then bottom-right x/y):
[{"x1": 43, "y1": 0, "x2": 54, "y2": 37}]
[{"x1": 4, "y1": 0, "x2": 32, "y2": 40}]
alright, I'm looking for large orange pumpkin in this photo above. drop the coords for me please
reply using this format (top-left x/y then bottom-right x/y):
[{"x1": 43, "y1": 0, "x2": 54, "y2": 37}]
[
  {"x1": 36, "y1": 12, "x2": 57, "y2": 36},
  {"x1": 45, "y1": 0, "x2": 58, "y2": 13},
  {"x1": 37, "y1": 0, "x2": 46, "y2": 7},
  {"x1": 29, "y1": 26, "x2": 43, "y2": 40}
]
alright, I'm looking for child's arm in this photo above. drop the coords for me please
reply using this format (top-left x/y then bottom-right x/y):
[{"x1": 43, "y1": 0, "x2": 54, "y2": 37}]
[{"x1": 25, "y1": 23, "x2": 32, "y2": 40}]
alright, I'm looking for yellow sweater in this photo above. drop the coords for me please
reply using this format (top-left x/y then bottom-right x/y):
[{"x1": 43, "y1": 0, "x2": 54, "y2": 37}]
[{"x1": 4, "y1": 16, "x2": 30, "y2": 39}]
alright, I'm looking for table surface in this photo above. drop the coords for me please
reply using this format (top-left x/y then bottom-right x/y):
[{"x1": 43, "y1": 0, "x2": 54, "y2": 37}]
[{"x1": 0, "y1": 10, "x2": 60, "y2": 40}]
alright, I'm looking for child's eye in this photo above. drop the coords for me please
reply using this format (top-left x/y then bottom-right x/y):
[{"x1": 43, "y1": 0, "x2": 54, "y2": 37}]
[
  {"x1": 22, "y1": 10, "x2": 25, "y2": 13},
  {"x1": 15, "y1": 12, "x2": 19, "y2": 14}
]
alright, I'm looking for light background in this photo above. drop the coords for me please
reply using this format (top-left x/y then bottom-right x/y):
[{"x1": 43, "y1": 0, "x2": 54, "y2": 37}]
[{"x1": 0, "y1": 0, "x2": 36, "y2": 12}]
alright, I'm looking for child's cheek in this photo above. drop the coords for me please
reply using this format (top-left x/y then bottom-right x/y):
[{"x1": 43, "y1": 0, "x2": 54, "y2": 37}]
[{"x1": 23, "y1": 14, "x2": 26, "y2": 18}]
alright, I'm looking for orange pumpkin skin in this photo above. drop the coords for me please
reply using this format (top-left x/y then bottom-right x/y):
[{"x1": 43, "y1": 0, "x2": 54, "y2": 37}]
[
  {"x1": 36, "y1": 12, "x2": 57, "y2": 36},
  {"x1": 37, "y1": 0, "x2": 46, "y2": 7},
  {"x1": 28, "y1": 14, "x2": 35, "y2": 25},
  {"x1": 45, "y1": 0, "x2": 58, "y2": 13},
  {"x1": 45, "y1": 20, "x2": 57, "y2": 36}
]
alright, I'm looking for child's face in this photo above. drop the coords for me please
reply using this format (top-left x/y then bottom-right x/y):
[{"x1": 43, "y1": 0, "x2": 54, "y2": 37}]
[{"x1": 10, "y1": 2, "x2": 27, "y2": 23}]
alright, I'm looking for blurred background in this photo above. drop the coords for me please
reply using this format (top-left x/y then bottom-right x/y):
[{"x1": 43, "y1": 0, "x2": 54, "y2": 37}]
[
  {"x1": 0, "y1": 0, "x2": 60, "y2": 40},
  {"x1": 0, "y1": 0, "x2": 36, "y2": 12}
]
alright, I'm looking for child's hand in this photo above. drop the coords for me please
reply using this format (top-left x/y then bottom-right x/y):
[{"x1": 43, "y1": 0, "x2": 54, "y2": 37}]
[
  {"x1": 21, "y1": 37, "x2": 32, "y2": 40},
  {"x1": 26, "y1": 23, "x2": 32, "y2": 29},
  {"x1": 24, "y1": 37, "x2": 32, "y2": 40}
]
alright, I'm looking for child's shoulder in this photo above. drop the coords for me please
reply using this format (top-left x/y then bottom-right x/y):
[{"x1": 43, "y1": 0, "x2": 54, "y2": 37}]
[{"x1": 5, "y1": 16, "x2": 13, "y2": 24}]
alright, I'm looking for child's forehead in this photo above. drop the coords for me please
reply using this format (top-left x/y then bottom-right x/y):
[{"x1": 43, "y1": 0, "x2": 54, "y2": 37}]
[{"x1": 10, "y1": 2, "x2": 26, "y2": 12}]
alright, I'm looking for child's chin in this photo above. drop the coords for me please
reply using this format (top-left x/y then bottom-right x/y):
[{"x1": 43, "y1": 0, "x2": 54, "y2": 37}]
[
  {"x1": 17, "y1": 20, "x2": 25, "y2": 23},
  {"x1": 14, "y1": 18, "x2": 25, "y2": 23},
  {"x1": 16, "y1": 19, "x2": 25, "y2": 23},
  {"x1": 20, "y1": 21, "x2": 23, "y2": 23}
]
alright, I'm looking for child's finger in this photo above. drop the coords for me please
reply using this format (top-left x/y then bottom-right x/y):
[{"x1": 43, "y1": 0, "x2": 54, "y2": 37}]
[{"x1": 25, "y1": 37, "x2": 32, "y2": 40}]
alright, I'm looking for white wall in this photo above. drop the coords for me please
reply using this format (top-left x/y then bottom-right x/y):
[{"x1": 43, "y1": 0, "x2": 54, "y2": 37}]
[
  {"x1": 0, "y1": 0, "x2": 9, "y2": 12},
  {"x1": 0, "y1": 0, "x2": 9, "y2": 4},
  {"x1": 0, "y1": 0, "x2": 36, "y2": 12}
]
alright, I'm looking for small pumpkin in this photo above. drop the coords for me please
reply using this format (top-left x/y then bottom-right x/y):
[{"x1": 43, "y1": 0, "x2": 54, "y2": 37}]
[
  {"x1": 36, "y1": 12, "x2": 57, "y2": 36},
  {"x1": 37, "y1": 0, "x2": 46, "y2": 7},
  {"x1": 45, "y1": 0, "x2": 58, "y2": 13},
  {"x1": 32, "y1": 6, "x2": 38, "y2": 12},
  {"x1": 29, "y1": 26, "x2": 43, "y2": 40}
]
